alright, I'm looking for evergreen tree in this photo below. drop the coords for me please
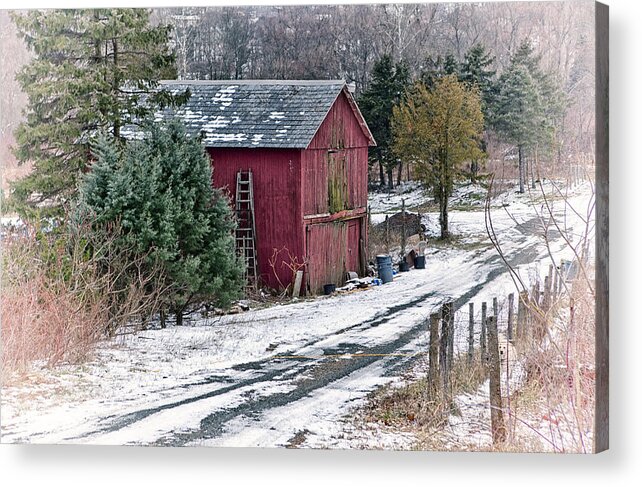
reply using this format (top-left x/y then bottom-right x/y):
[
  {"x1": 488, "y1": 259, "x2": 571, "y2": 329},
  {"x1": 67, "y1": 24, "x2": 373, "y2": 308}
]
[
  {"x1": 392, "y1": 76, "x2": 484, "y2": 239},
  {"x1": 420, "y1": 54, "x2": 458, "y2": 89},
  {"x1": 10, "y1": 9, "x2": 188, "y2": 218},
  {"x1": 493, "y1": 39, "x2": 565, "y2": 193},
  {"x1": 460, "y1": 44, "x2": 497, "y2": 122},
  {"x1": 443, "y1": 54, "x2": 459, "y2": 76},
  {"x1": 359, "y1": 55, "x2": 410, "y2": 190},
  {"x1": 77, "y1": 120, "x2": 244, "y2": 325},
  {"x1": 460, "y1": 44, "x2": 497, "y2": 182}
]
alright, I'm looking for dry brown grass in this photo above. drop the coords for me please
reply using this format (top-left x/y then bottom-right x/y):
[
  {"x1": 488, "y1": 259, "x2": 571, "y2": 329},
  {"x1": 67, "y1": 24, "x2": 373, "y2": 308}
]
[
  {"x1": 362, "y1": 355, "x2": 487, "y2": 432},
  {"x1": 1, "y1": 223, "x2": 166, "y2": 382},
  {"x1": 505, "y1": 269, "x2": 596, "y2": 453}
]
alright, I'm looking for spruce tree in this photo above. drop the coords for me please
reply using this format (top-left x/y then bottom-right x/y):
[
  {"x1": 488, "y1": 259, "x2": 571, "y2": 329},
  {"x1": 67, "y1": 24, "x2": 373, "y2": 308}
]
[
  {"x1": 420, "y1": 54, "x2": 458, "y2": 89},
  {"x1": 359, "y1": 55, "x2": 410, "y2": 189},
  {"x1": 78, "y1": 121, "x2": 244, "y2": 325},
  {"x1": 460, "y1": 44, "x2": 497, "y2": 123},
  {"x1": 10, "y1": 9, "x2": 188, "y2": 218},
  {"x1": 493, "y1": 39, "x2": 565, "y2": 193},
  {"x1": 460, "y1": 44, "x2": 497, "y2": 182}
]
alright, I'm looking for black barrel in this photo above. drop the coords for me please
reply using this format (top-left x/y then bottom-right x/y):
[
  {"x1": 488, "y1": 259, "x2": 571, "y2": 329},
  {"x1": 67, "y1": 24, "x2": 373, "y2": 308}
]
[
  {"x1": 323, "y1": 283, "x2": 336, "y2": 295},
  {"x1": 414, "y1": 254, "x2": 426, "y2": 269}
]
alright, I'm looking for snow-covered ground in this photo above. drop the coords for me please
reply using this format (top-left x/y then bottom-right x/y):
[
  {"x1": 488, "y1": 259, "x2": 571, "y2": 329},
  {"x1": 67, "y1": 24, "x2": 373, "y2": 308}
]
[
  {"x1": 369, "y1": 181, "x2": 487, "y2": 225},
  {"x1": 0, "y1": 180, "x2": 594, "y2": 449}
]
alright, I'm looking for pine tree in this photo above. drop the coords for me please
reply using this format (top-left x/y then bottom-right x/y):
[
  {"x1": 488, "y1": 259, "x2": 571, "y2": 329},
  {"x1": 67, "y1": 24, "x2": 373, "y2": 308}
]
[
  {"x1": 10, "y1": 9, "x2": 188, "y2": 218},
  {"x1": 494, "y1": 63, "x2": 540, "y2": 193},
  {"x1": 420, "y1": 54, "x2": 458, "y2": 89},
  {"x1": 493, "y1": 39, "x2": 565, "y2": 193},
  {"x1": 77, "y1": 120, "x2": 244, "y2": 325},
  {"x1": 460, "y1": 44, "x2": 497, "y2": 182},
  {"x1": 392, "y1": 76, "x2": 485, "y2": 239},
  {"x1": 460, "y1": 44, "x2": 497, "y2": 122},
  {"x1": 359, "y1": 55, "x2": 410, "y2": 189}
]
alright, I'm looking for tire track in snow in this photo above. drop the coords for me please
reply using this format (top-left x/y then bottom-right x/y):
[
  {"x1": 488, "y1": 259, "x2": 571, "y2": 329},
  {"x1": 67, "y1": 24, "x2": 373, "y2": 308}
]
[{"x1": 67, "y1": 226, "x2": 543, "y2": 446}]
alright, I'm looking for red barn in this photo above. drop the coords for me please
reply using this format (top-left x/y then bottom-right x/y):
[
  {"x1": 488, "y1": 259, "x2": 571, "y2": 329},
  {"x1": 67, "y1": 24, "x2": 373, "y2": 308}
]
[{"x1": 156, "y1": 80, "x2": 375, "y2": 294}]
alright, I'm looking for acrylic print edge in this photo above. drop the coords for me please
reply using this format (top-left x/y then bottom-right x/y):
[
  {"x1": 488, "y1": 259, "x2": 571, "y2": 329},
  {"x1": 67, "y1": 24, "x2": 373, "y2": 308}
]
[{"x1": 594, "y1": 0, "x2": 609, "y2": 454}]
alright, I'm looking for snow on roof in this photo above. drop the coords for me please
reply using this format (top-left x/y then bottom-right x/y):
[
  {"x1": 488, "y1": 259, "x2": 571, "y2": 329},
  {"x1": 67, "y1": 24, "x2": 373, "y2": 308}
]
[{"x1": 133, "y1": 80, "x2": 374, "y2": 149}]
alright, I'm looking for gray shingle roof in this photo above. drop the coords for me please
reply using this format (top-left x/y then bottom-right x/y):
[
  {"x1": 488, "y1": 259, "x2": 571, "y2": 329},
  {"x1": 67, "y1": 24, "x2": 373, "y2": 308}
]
[{"x1": 144, "y1": 80, "x2": 371, "y2": 149}]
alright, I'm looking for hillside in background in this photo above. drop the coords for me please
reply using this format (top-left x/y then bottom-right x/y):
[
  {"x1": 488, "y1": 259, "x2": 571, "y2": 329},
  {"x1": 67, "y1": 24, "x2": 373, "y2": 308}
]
[
  {"x1": 1, "y1": 2, "x2": 596, "y2": 195},
  {"x1": 0, "y1": 10, "x2": 30, "y2": 195}
]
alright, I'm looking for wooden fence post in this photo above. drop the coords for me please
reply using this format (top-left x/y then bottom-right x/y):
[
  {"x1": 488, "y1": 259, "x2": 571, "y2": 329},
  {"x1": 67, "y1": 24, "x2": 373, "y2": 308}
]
[
  {"x1": 447, "y1": 301, "x2": 454, "y2": 369},
  {"x1": 552, "y1": 267, "x2": 559, "y2": 302},
  {"x1": 532, "y1": 281, "x2": 540, "y2": 308},
  {"x1": 401, "y1": 198, "x2": 407, "y2": 259},
  {"x1": 440, "y1": 303, "x2": 452, "y2": 393},
  {"x1": 481, "y1": 301, "x2": 487, "y2": 360},
  {"x1": 517, "y1": 291, "x2": 529, "y2": 343},
  {"x1": 468, "y1": 302, "x2": 474, "y2": 365},
  {"x1": 428, "y1": 312, "x2": 440, "y2": 394},
  {"x1": 385, "y1": 215, "x2": 390, "y2": 254},
  {"x1": 507, "y1": 293, "x2": 514, "y2": 342},
  {"x1": 487, "y1": 316, "x2": 507, "y2": 446},
  {"x1": 543, "y1": 275, "x2": 551, "y2": 311},
  {"x1": 558, "y1": 264, "x2": 565, "y2": 295},
  {"x1": 493, "y1": 297, "x2": 499, "y2": 322},
  {"x1": 292, "y1": 270, "x2": 304, "y2": 298}
]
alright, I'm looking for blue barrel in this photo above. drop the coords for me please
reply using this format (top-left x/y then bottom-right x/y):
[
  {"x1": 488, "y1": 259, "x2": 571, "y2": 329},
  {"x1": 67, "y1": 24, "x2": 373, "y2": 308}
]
[
  {"x1": 376, "y1": 254, "x2": 393, "y2": 284},
  {"x1": 414, "y1": 255, "x2": 426, "y2": 269}
]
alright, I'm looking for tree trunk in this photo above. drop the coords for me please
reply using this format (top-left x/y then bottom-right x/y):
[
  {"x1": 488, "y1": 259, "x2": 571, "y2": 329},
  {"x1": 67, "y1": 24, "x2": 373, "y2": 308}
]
[
  {"x1": 175, "y1": 308, "x2": 183, "y2": 327},
  {"x1": 439, "y1": 193, "x2": 449, "y2": 240},
  {"x1": 386, "y1": 168, "x2": 394, "y2": 191},
  {"x1": 396, "y1": 160, "x2": 403, "y2": 186},
  {"x1": 112, "y1": 38, "x2": 120, "y2": 140},
  {"x1": 531, "y1": 146, "x2": 537, "y2": 189},
  {"x1": 160, "y1": 308, "x2": 166, "y2": 329},
  {"x1": 379, "y1": 161, "x2": 386, "y2": 188},
  {"x1": 518, "y1": 145, "x2": 525, "y2": 193}
]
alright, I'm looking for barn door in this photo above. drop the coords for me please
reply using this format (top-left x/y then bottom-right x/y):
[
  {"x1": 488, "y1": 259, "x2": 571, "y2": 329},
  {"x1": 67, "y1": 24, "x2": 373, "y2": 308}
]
[
  {"x1": 346, "y1": 218, "x2": 360, "y2": 275},
  {"x1": 305, "y1": 222, "x2": 347, "y2": 294}
]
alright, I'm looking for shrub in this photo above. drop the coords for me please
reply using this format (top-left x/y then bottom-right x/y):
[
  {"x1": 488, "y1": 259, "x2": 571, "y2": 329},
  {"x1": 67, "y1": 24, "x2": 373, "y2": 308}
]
[
  {"x1": 76, "y1": 120, "x2": 244, "y2": 324},
  {"x1": 1, "y1": 220, "x2": 165, "y2": 378}
]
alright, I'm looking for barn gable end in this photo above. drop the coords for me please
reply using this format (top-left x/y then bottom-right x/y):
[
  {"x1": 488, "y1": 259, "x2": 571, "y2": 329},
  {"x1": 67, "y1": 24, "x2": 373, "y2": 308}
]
[
  {"x1": 307, "y1": 89, "x2": 375, "y2": 150},
  {"x1": 301, "y1": 90, "x2": 371, "y2": 294}
]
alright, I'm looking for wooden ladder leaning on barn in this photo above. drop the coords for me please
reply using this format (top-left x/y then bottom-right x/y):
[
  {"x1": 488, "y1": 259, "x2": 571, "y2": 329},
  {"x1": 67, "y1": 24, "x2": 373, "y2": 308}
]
[{"x1": 235, "y1": 170, "x2": 258, "y2": 289}]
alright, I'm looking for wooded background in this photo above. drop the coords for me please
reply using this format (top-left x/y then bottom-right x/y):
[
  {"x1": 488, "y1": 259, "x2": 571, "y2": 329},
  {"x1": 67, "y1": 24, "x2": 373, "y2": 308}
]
[{"x1": 0, "y1": 2, "x2": 596, "y2": 193}]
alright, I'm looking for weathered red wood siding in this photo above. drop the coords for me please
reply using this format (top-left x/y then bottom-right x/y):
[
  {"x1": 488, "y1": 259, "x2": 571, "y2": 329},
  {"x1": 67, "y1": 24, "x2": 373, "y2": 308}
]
[
  {"x1": 306, "y1": 221, "x2": 347, "y2": 293},
  {"x1": 305, "y1": 215, "x2": 366, "y2": 294},
  {"x1": 301, "y1": 90, "x2": 370, "y2": 293},
  {"x1": 346, "y1": 218, "x2": 361, "y2": 273},
  {"x1": 208, "y1": 147, "x2": 303, "y2": 291},
  {"x1": 302, "y1": 92, "x2": 369, "y2": 217},
  {"x1": 307, "y1": 90, "x2": 372, "y2": 150}
]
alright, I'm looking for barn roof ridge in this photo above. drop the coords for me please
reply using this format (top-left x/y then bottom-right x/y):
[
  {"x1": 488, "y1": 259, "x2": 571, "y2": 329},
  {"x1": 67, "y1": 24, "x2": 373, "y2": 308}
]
[
  {"x1": 161, "y1": 79, "x2": 346, "y2": 86},
  {"x1": 130, "y1": 79, "x2": 375, "y2": 149}
]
